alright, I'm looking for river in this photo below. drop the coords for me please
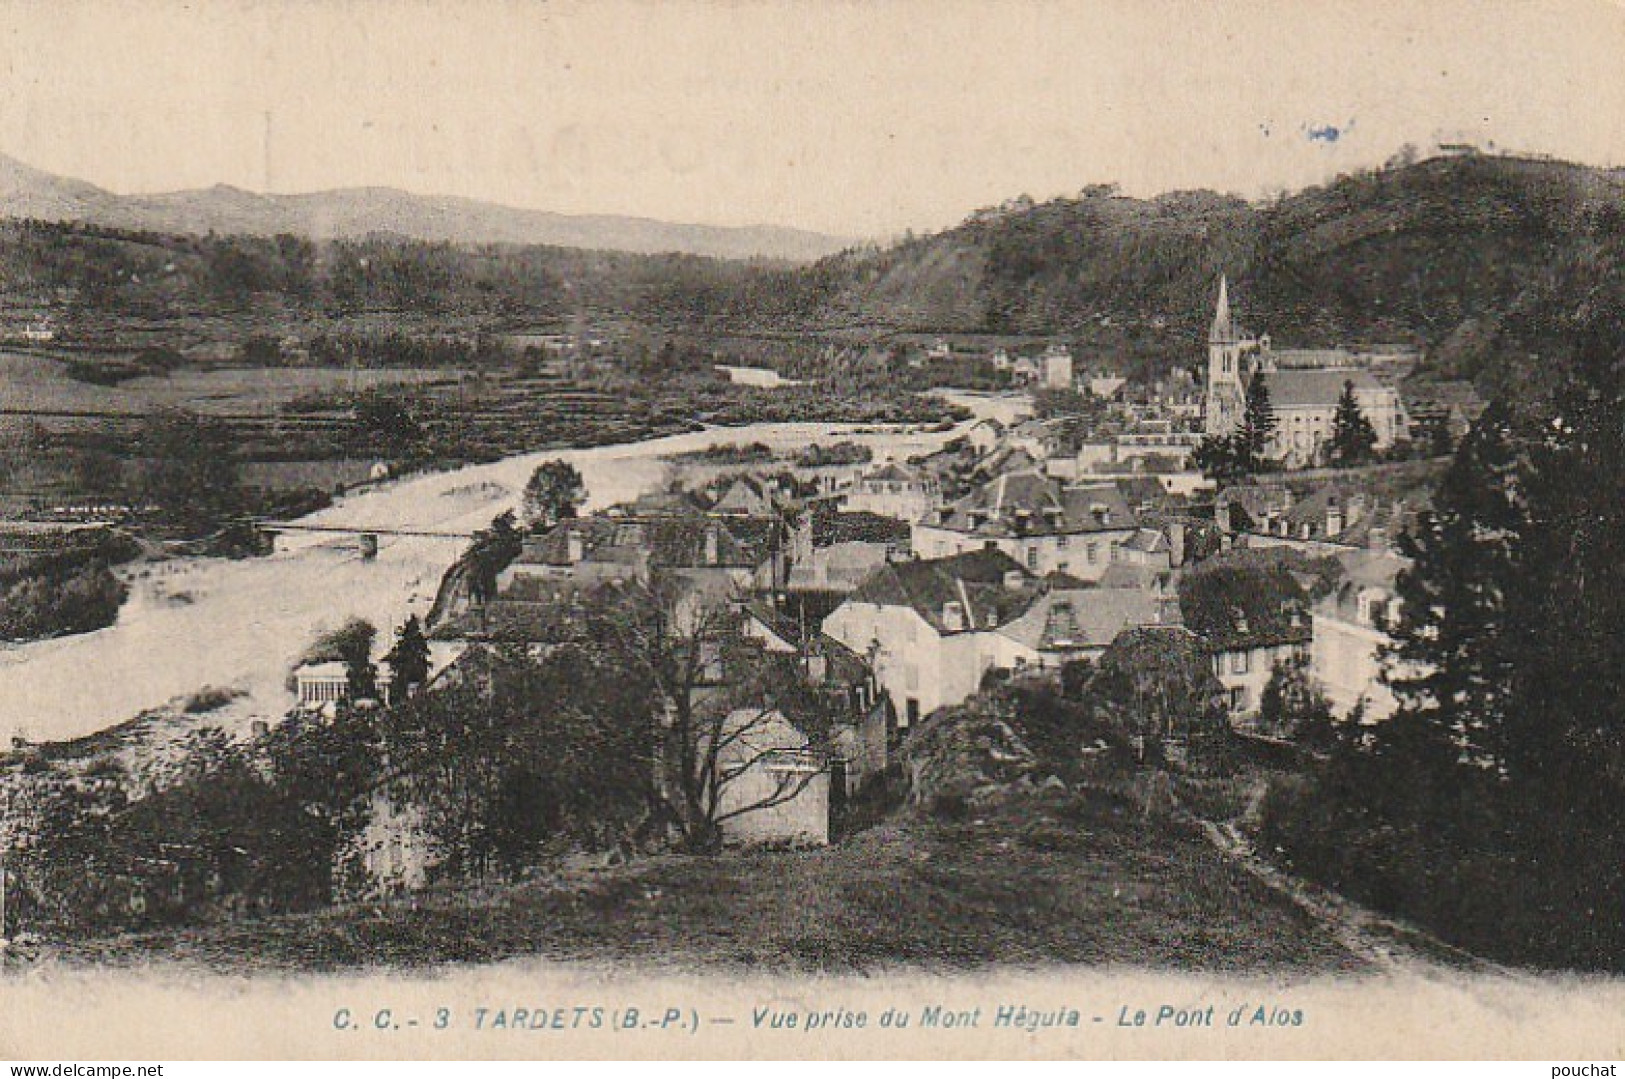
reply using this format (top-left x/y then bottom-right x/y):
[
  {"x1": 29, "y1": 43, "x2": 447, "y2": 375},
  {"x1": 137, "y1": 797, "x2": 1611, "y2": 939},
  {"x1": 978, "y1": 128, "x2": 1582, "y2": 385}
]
[{"x1": 0, "y1": 416, "x2": 984, "y2": 746}]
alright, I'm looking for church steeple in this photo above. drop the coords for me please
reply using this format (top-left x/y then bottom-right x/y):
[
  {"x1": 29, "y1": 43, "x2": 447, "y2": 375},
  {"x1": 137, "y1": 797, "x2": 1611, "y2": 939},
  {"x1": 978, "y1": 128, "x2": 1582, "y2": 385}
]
[{"x1": 1210, "y1": 274, "x2": 1235, "y2": 344}]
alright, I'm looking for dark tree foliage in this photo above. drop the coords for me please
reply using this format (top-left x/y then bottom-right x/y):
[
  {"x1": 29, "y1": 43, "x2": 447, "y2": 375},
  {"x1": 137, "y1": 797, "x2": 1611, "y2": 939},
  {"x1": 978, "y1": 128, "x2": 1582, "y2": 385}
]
[
  {"x1": 1328, "y1": 379, "x2": 1379, "y2": 467},
  {"x1": 379, "y1": 643, "x2": 661, "y2": 879},
  {"x1": 1237, "y1": 370, "x2": 1278, "y2": 471},
  {"x1": 1266, "y1": 266, "x2": 1625, "y2": 970},
  {"x1": 1385, "y1": 399, "x2": 1525, "y2": 767},
  {"x1": 520, "y1": 459, "x2": 587, "y2": 532},
  {"x1": 1089, "y1": 627, "x2": 1228, "y2": 760},
  {"x1": 383, "y1": 615, "x2": 431, "y2": 700},
  {"x1": 463, "y1": 510, "x2": 524, "y2": 604},
  {"x1": 1193, "y1": 433, "x2": 1248, "y2": 482}
]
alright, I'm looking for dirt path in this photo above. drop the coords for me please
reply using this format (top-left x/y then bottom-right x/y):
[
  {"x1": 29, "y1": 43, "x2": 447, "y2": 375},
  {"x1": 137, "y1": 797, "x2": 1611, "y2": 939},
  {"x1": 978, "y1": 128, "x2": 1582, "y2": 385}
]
[{"x1": 1189, "y1": 779, "x2": 1510, "y2": 977}]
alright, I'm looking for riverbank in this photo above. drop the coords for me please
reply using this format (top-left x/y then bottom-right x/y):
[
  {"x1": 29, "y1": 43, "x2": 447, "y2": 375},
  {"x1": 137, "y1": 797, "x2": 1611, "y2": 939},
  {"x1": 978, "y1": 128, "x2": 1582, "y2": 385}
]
[{"x1": 0, "y1": 416, "x2": 973, "y2": 747}]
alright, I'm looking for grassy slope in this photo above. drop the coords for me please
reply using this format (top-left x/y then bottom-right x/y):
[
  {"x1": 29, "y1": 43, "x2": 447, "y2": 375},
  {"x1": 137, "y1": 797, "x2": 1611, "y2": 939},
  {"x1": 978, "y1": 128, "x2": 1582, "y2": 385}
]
[{"x1": 52, "y1": 786, "x2": 1361, "y2": 975}]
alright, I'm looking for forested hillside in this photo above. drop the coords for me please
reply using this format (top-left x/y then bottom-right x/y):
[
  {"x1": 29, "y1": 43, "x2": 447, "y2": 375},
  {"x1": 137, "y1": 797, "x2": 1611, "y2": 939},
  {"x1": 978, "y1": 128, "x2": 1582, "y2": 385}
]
[
  {"x1": 5, "y1": 153, "x2": 1623, "y2": 401},
  {"x1": 726, "y1": 154, "x2": 1625, "y2": 395}
]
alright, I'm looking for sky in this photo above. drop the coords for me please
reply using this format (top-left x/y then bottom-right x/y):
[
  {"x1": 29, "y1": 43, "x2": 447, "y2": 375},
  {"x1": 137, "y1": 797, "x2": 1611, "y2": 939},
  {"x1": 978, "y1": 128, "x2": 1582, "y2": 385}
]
[{"x1": 0, "y1": 0, "x2": 1622, "y2": 238}]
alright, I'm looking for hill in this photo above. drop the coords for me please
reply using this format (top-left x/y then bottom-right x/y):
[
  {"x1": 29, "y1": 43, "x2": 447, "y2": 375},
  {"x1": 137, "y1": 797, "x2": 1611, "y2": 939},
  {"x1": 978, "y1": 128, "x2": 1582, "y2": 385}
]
[
  {"x1": 729, "y1": 154, "x2": 1625, "y2": 397},
  {"x1": 0, "y1": 153, "x2": 852, "y2": 262}
]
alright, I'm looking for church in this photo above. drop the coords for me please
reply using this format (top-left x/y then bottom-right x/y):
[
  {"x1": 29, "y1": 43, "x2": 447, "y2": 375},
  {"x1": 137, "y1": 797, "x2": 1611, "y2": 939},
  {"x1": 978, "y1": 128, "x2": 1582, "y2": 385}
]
[{"x1": 1203, "y1": 276, "x2": 1407, "y2": 468}]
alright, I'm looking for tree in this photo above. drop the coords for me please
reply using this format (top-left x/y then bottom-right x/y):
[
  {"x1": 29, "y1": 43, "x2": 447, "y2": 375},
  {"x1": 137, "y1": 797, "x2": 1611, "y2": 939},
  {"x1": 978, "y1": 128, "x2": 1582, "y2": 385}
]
[
  {"x1": 1090, "y1": 627, "x2": 1228, "y2": 761},
  {"x1": 586, "y1": 577, "x2": 833, "y2": 850},
  {"x1": 378, "y1": 642, "x2": 661, "y2": 879},
  {"x1": 1328, "y1": 380, "x2": 1379, "y2": 467},
  {"x1": 1194, "y1": 434, "x2": 1247, "y2": 482},
  {"x1": 1258, "y1": 652, "x2": 1333, "y2": 740},
  {"x1": 1385, "y1": 400, "x2": 1525, "y2": 770},
  {"x1": 520, "y1": 460, "x2": 587, "y2": 532},
  {"x1": 384, "y1": 615, "x2": 431, "y2": 700},
  {"x1": 1237, "y1": 371, "x2": 1278, "y2": 471},
  {"x1": 353, "y1": 395, "x2": 423, "y2": 454},
  {"x1": 463, "y1": 511, "x2": 524, "y2": 604}
]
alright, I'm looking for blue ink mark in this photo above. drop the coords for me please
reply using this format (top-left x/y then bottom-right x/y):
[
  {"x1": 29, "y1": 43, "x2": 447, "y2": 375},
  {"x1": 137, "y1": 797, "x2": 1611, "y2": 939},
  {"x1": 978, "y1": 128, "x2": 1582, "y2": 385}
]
[{"x1": 1308, "y1": 124, "x2": 1342, "y2": 143}]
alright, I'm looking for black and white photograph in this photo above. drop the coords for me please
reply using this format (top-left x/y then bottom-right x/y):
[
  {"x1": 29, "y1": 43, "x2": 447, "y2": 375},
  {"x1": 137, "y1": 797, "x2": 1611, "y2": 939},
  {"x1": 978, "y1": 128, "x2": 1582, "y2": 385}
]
[{"x1": 0, "y1": 0, "x2": 1622, "y2": 1063}]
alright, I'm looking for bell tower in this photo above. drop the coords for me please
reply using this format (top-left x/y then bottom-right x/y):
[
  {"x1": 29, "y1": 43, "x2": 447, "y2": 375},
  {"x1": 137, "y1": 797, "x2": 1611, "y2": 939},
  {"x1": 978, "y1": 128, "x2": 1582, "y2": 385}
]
[{"x1": 1205, "y1": 275, "x2": 1248, "y2": 437}]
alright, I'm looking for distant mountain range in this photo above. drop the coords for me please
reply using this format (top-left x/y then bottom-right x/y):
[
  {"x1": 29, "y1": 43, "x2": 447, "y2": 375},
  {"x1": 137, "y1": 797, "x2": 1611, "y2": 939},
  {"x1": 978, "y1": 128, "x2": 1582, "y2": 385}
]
[{"x1": 0, "y1": 153, "x2": 853, "y2": 262}]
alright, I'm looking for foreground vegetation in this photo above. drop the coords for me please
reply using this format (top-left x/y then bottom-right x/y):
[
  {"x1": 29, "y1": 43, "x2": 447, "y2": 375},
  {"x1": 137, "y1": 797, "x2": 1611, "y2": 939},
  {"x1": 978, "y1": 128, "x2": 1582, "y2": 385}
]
[{"x1": 50, "y1": 782, "x2": 1357, "y2": 974}]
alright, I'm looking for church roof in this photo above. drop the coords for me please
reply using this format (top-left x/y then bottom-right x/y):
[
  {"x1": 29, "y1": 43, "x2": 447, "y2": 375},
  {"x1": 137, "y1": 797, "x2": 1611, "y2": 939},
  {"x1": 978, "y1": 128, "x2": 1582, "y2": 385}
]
[
  {"x1": 1210, "y1": 275, "x2": 1235, "y2": 343},
  {"x1": 1260, "y1": 368, "x2": 1387, "y2": 409}
]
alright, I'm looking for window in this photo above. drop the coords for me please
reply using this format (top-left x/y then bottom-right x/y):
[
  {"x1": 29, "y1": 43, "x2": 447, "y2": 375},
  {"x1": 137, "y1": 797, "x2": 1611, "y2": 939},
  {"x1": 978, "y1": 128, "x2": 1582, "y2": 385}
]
[
  {"x1": 1087, "y1": 542, "x2": 1100, "y2": 564},
  {"x1": 1229, "y1": 687, "x2": 1248, "y2": 713},
  {"x1": 1026, "y1": 546, "x2": 1039, "y2": 569},
  {"x1": 1057, "y1": 534, "x2": 1068, "y2": 548},
  {"x1": 1230, "y1": 651, "x2": 1250, "y2": 675},
  {"x1": 906, "y1": 698, "x2": 921, "y2": 727}
]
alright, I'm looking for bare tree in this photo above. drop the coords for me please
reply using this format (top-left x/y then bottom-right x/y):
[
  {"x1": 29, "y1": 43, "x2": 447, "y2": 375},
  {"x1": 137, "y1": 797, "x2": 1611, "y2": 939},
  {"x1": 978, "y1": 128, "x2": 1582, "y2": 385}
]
[{"x1": 588, "y1": 576, "x2": 832, "y2": 850}]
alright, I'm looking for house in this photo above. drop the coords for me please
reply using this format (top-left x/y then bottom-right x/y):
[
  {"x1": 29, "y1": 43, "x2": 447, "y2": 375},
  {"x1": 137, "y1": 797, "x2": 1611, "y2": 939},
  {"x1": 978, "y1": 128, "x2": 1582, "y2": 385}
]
[
  {"x1": 740, "y1": 602, "x2": 890, "y2": 792},
  {"x1": 1111, "y1": 526, "x2": 1177, "y2": 570},
  {"x1": 1042, "y1": 343, "x2": 1074, "y2": 390},
  {"x1": 294, "y1": 661, "x2": 349, "y2": 708},
  {"x1": 1217, "y1": 483, "x2": 1421, "y2": 556},
  {"x1": 1178, "y1": 560, "x2": 1314, "y2": 724},
  {"x1": 499, "y1": 511, "x2": 789, "y2": 596},
  {"x1": 839, "y1": 461, "x2": 941, "y2": 523},
  {"x1": 1010, "y1": 355, "x2": 1043, "y2": 385},
  {"x1": 707, "y1": 473, "x2": 787, "y2": 517},
  {"x1": 1311, "y1": 548, "x2": 1412, "y2": 721},
  {"x1": 710, "y1": 709, "x2": 831, "y2": 847},
  {"x1": 911, "y1": 471, "x2": 1140, "y2": 581},
  {"x1": 1401, "y1": 379, "x2": 1487, "y2": 451},
  {"x1": 1088, "y1": 375, "x2": 1128, "y2": 400},
  {"x1": 823, "y1": 549, "x2": 1046, "y2": 727},
  {"x1": 964, "y1": 417, "x2": 1005, "y2": 455},
  {"x1": 986, "y1": 586, "x2": 1177, "y2": 671}
]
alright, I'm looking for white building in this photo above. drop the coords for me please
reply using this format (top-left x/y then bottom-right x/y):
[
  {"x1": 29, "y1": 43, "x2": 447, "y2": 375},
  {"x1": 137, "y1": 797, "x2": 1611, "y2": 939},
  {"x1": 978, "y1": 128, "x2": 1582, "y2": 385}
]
[
  {"x1": 839, "y1": 462, "x2": 941, "y2": 523},
  {"x1": 911, "y1": 471, "x2": 1140, "y2": 581},
  {"x1": 1042, "y1": 343, "x2": 1074, "y2": 390},
  {"x1": 710, "y1": 709, "x2": 830, "y2": 847},
  {"x1": 823, "y1": 550, "x2": 1045, "y2": 727},
  {"x1": 294, "y1": 661, "x2": 349, "y2": 708},
  {"x1": 823, "y1": 549, "x2": 1167, "y2": 726},
  {"x1": 1311, "y1": 549, "x2": 1411, "y2": 721}
]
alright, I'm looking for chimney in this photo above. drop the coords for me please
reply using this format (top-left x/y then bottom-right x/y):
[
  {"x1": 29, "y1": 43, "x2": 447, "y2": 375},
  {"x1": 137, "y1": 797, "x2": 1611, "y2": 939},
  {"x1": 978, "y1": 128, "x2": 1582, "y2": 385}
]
[
  {"x1": 1326, "y1": 496, "x2": 1345, "y2": 537},
  {"x1": 1003, "y1": 569, "x2": 1026, "y2": 591},
  {"x1": 941, "y1": 601, "x2": 966, "y2": 632},
  {"x1": 566, "y1": 529, "x2": 584, "y2": 564},
  {"x1": 1216, "y1": 498, "x2": 1234, "y2": 534},
  {"x1": 704, "y1": 523, "x2": 720, "y2": 565},
  {"x1": 791, "y1": 510, "x2": 814, "y2": 564},
  {"x1": 1168, "y1": 522, "x2": 1186, "y2": 567},
  {"x1": 1368, "y1": 525, "x2": 1389, "y2": 553}
]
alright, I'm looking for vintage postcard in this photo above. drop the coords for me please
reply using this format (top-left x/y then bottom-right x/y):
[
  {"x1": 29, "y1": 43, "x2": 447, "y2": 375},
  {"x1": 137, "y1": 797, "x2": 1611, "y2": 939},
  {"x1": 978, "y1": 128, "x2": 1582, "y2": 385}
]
[{"x1": 0, "y1": 0, "x2": 1623, "y2": 1062}]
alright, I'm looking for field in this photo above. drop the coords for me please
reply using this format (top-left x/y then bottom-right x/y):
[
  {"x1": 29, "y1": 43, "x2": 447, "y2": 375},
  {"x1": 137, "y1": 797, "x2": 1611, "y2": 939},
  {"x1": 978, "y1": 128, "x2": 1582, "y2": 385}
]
[
  {"x1": 0, "y1": 350, "x2": 457, "y2": 419},
  {"x1": 50, "y1": 786, "x2": 1362, "y2": 975}
]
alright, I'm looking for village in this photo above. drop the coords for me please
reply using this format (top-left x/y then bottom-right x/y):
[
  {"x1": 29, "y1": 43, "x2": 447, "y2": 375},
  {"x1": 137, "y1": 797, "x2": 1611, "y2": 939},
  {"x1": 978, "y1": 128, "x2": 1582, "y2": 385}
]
[{"x1": 248, "y1": 277, "x2": 1475, "y2": 899}]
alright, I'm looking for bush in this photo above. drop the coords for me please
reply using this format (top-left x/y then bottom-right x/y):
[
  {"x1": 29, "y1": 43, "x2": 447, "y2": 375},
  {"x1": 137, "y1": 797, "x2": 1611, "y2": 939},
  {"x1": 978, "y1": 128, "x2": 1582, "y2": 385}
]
[{"x1": 182, "y1": 686, "x2": 243, "y2": 714}]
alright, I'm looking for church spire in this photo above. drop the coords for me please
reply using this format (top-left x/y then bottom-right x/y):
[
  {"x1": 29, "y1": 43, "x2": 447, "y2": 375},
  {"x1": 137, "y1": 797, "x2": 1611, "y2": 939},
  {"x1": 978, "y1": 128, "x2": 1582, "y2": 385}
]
[{"x1": 1210, "y1": 274, "x2": 1235, "y2": 343}]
